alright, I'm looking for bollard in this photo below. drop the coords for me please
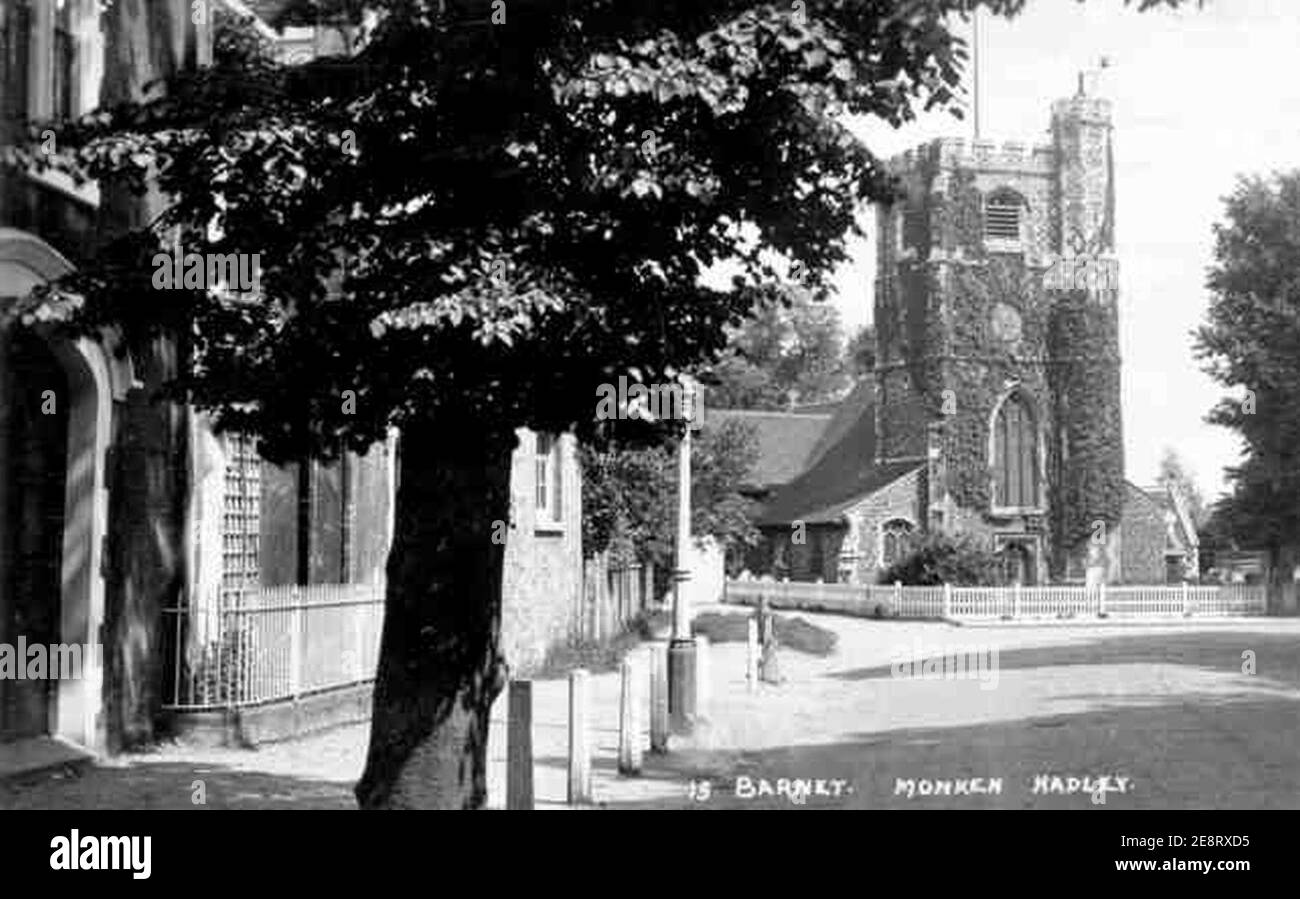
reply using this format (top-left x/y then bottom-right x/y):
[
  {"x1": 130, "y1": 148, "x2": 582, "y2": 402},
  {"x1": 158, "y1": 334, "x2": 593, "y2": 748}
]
[
  {"x1": 746, "y1": 617, "x2": 758, "y2": 692},
  {"x1": 695, "y1": 634, "x2": 710, "y2": 717},
  {"x1": 567, "y1": 669, "x2": 592, "y2": 804},
  {"x1": 618, "y1": 658, "x2": 643, "y2": 774},
  {"x1": 667, "y1": 639, "x2": 697, "y2": 735},
  {"x1": 649, "y1": 642, "x2": 669, "y2": 754},
  {"x1": 507, "y1": 680, "x2": 534, "y2": 810}
]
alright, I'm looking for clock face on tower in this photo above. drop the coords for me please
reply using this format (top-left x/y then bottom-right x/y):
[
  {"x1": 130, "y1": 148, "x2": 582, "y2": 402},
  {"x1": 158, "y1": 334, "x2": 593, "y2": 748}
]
[{"x1": 992, "y1": 302, "x2": 1023, "y2": 343}]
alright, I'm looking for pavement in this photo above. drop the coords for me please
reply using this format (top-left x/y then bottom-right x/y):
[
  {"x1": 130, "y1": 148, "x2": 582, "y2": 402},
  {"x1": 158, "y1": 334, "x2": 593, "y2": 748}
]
[{"x1": 4, "y1": 606, "x2": 1299, "y2": 809}]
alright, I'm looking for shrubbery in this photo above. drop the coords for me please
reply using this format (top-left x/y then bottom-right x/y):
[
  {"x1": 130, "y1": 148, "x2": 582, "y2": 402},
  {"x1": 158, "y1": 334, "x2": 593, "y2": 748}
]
[{"x1": 877, "y1": 533, "x2": 1004, "y2": 586}]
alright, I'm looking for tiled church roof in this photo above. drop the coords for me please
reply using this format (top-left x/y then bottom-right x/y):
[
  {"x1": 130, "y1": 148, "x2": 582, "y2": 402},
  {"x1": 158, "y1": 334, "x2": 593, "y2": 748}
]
[{"x1": 756, "y1": 381, "x2": 920, "y2": 526}]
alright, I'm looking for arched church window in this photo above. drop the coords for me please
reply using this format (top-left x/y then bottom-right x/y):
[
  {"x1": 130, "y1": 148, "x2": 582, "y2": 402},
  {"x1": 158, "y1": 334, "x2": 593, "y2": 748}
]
[
  {"x1": 984, "y1": 189, "x2": 1025, "y2": 242},
  {"x1": 993, "y1": 393, "x2": 1039, "y2": 509},
  {"x1": 880, "y1": 519, "x2": 915, "y2": 567}
]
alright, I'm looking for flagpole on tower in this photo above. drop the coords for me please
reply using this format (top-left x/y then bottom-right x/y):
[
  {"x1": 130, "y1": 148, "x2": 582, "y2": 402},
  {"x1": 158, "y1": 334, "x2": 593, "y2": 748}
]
[{"x1": 972, "y1": 5, "x2": 982, "y2": 140}]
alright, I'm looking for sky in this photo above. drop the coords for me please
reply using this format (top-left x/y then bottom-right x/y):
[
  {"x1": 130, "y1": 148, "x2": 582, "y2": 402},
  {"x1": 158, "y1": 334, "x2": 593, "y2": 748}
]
[{"x1": 822, "y1": 0, "x2": 1300, "y2": 504}]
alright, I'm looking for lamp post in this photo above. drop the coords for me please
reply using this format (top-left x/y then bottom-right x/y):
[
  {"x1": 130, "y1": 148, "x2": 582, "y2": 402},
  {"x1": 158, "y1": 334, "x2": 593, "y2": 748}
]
[{"x1": 667, "y1": 377, "x2": 698, "y2": 733}]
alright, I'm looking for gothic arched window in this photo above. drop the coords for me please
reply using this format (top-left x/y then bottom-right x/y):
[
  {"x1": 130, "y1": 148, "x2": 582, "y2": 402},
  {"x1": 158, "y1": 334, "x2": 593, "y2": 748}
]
[
  {"x1": 992, "y1": 393, "x2": 1039, "y2": 509},
  {"x1": 880, "y1": 519, "x2": 916, "y2": 568}
]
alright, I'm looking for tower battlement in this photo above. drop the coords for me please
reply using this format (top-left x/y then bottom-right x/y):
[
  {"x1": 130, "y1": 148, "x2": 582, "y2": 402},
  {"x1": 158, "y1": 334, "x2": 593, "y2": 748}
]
[{"x1": 888, "y1": 138, "x2": 1055, "y2": 176}]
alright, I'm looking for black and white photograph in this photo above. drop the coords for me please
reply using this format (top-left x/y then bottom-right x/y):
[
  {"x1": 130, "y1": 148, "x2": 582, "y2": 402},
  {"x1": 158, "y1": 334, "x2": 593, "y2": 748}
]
[{"x1": 0, "y1": 0, "x2": 1290, "y2": 879}]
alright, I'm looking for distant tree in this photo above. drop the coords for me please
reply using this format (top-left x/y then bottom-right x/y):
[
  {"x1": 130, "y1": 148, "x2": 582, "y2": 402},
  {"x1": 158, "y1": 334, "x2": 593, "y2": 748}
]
[
  {"x1": 705, "y1": 285, "x2": 850, "y2": 409},
  {"x1": 1195, "y1": 172, "x2": 1300, "y2": 598},
  {"x1": 1197, "y1": 498, "x2": 1241, "y2": 579},
  {"x1": 1156, "y1": 447, "x2": 1206, "y2": 528},
  {"x1": 844, "y1": 324, "x2": 875, "y2": 380},
  {"x1": 878, "y1": 533, "x2": 1003, "y2": 586}
]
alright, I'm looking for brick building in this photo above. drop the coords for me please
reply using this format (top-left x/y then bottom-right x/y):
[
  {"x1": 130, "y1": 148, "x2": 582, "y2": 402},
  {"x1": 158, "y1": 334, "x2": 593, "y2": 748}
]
[{"x1": 736, "y1": 78, "x2": 1169, "y2": 587}]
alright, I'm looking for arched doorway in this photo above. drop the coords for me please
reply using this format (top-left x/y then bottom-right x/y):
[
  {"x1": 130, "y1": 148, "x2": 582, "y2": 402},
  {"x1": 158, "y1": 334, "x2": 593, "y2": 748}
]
[
  {"x1": 999, "y1": 542, "x2": 1034, "y2": 587},
  {"x1": 0, "y1": 228, "x2": 127, "y2": 751},
  {"x1": 0, "y1": 329, "x2": 69, "y2": 738}
]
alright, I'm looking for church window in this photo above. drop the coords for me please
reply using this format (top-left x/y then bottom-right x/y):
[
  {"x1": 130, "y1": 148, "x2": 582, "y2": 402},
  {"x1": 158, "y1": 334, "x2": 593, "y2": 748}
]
[
  {"x1": 993, "y1": 393, "x2": 1039, "y2": 509},
  {"x1": 879, "y1": 519, "x2": 915, "y2": 568}
]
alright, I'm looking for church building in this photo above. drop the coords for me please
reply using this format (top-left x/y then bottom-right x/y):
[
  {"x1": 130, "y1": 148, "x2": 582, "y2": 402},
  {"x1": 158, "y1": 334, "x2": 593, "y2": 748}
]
[{"x1": 738, "y1": 78, "x2": 1171, "y2": 587}]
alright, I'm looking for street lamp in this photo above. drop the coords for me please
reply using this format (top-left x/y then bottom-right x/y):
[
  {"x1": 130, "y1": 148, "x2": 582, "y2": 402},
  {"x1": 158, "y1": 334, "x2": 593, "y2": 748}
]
[{"x1": 667, "y1": 376, "x2": 698, "y2": 733}]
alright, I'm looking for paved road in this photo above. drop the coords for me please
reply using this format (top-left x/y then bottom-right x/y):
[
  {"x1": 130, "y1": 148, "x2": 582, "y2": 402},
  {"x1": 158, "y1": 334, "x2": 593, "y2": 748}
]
[
  {"x1": 615, "y1": 612, "x2": 1300, "y2": 809},
  {"x1": 4, "y1": 611, "x2": 1297, "y2": 809}
]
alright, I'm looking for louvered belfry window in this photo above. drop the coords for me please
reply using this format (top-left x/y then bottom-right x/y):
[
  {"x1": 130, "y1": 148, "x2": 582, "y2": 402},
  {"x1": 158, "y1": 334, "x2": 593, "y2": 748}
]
[
  {"x1": 984, "y1": 193, "x2": 1022, "y2": 241},
  {"x1": 993, "y1": 394, "x2": 1039, "y2": 509}
]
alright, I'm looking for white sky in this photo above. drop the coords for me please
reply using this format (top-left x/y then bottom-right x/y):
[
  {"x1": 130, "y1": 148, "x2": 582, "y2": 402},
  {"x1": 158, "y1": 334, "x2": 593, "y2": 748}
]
[{"x1": 824, "y1": 0, "x2": 1300, "y2": 503}]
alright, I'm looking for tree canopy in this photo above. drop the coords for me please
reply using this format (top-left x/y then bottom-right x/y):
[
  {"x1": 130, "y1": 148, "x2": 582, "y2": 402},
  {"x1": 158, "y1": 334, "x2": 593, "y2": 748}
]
[
  {"x1": 704, "y1": 283, "x2": 852, "y2": 410},
  {"x1": 1156, "y1": 447, "x2": 1206, "y2": 528},
  {"x1": 10, "y1": 0, "x2": 1188, "y2": 461},
  {"x1": 1195, "y1": 172, "x2": 1300, "y2": 564}
]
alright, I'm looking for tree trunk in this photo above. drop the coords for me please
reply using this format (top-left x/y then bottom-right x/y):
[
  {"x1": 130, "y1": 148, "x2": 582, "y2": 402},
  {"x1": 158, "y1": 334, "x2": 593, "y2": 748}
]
[
  {"x1": 356, "y1": 424, "x2": 516, "y2": 809},
  {"x1": 1267, "y1": 540, "x2": 1296, "y2": 614}
]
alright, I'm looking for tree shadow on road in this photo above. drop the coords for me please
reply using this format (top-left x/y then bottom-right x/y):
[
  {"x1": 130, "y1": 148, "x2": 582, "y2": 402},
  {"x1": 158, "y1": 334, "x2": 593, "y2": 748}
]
[
  {"x1": 599, "y1": 630, "x2": 1300, "y2": 809},
  {"x1": 0, "y1": 759, "x2": 356, "y2": 810},
  {"x1": 825, "y1": 630, "x2": 1300, "y2": 689}
]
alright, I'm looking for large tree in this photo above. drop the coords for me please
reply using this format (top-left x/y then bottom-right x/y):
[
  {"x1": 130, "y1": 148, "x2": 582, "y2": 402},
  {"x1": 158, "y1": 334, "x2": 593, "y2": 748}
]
[
  {"x1": 9, "y1": 0, "x2": 1192, "y2": 807},
  {"x1": 844, "y1": 323, "x2": 875, "y2": 380},
  {"x1": 1195, "y1": 172, "x2": 1300, "y2": 602}
]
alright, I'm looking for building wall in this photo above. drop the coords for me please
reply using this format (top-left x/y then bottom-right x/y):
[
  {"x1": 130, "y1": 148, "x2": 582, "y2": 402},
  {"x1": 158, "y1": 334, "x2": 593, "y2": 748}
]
[
  {"x1": 843, "y1": 468, "x2": 923, "y2": 584},
  {"x1": 499, "y1": 429, "x2": 583, "y2": 675},
  {"x1": 0, "y1": 0, "x2": 205, "y2": 752},
  {"x1": 1119, "y1": 483, "x2": 1166, "y2": 585},
  {"x1": 754, "y1": 523, "x2": 843, "y2": 583}
]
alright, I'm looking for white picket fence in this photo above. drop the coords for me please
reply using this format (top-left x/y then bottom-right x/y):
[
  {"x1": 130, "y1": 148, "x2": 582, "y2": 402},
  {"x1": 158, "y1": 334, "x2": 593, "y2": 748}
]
[
  {"x1": 723, "y1": 578, "x2": 1268, "y2": 621},
  {"x1": 163, "y1": 583, "x2": 385, "y2": 710}
]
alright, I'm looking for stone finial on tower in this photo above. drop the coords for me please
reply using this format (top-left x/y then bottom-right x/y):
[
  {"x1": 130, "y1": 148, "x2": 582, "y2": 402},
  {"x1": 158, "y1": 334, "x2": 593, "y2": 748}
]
[{"x1": 1052, "y1": 68, "x2": 1115, "y2": 255}]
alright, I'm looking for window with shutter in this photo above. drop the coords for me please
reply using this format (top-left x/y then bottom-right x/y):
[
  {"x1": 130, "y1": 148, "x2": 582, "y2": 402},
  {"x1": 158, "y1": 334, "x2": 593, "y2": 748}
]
[
  {"x1": 222, "y1": 433, "x2": 261, "y2": 603},
  {"x1": 1, "y1": 2, "x2": 31, "y2": 125},
  {"x1": 52, "y1": 0, "x2": 74, "y2": 120}
]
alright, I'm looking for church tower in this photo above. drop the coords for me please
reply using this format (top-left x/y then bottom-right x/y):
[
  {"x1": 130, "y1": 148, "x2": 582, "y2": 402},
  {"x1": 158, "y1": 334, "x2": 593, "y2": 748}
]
[{"x1": 873, "y1": 76, "x2": 1123, "y2": 584}]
